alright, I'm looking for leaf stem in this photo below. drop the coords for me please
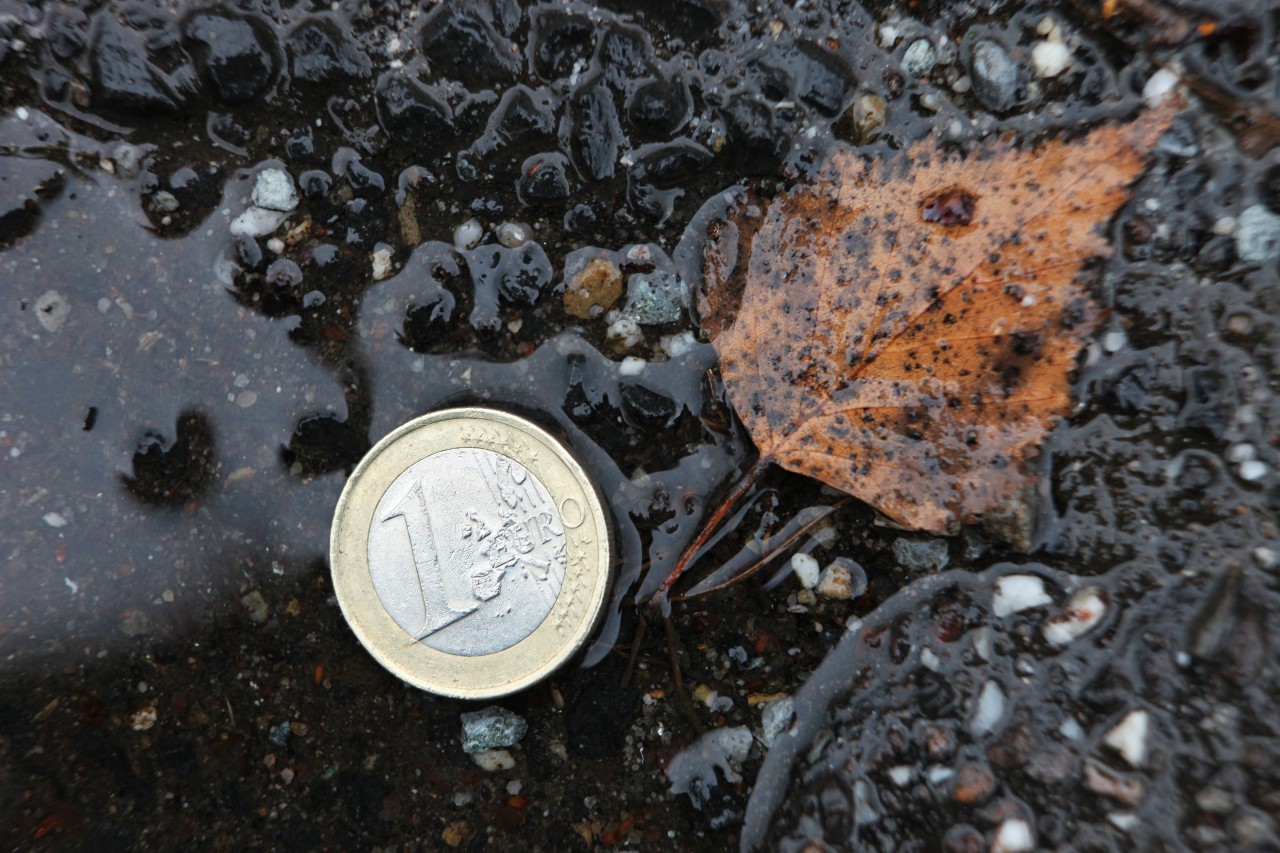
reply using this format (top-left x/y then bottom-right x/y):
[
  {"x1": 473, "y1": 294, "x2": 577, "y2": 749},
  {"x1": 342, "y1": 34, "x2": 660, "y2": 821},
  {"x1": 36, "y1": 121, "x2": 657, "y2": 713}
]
[{"x1": 649, "y1": 455, "x2": 772, "y2": 610}]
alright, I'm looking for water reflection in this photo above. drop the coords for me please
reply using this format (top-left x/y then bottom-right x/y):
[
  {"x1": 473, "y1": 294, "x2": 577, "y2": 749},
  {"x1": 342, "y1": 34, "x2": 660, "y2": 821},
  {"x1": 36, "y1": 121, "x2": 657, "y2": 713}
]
[{"x1": 1, "y1": 135, "x2": 740, "y2": 676}]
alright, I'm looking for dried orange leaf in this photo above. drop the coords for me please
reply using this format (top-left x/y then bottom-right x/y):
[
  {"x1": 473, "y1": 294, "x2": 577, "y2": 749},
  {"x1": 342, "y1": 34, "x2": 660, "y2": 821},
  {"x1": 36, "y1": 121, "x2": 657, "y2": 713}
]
[{"x1": 699, "y1": 106, "x2": 1176, "y2": 535}]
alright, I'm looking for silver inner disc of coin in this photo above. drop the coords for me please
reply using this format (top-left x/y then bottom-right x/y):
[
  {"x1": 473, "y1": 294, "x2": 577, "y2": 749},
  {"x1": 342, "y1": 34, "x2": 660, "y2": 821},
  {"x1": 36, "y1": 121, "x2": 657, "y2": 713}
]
[{"x1": 368, "y1": 446, "x2": 568, "y2": 656}]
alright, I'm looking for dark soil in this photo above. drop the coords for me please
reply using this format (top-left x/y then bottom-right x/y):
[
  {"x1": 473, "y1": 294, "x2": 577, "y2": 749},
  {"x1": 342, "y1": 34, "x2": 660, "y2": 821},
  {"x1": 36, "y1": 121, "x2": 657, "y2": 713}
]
[{"x1": 1, "y1": 0, "x2": 1278, "y2": 851}]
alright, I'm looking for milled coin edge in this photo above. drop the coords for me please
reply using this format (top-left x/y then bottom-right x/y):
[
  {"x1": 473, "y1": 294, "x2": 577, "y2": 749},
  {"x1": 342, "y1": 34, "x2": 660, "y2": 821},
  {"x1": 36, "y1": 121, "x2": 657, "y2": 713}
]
[{"x1": 329, "y1": 406, "x2": 613, "y2": 699}]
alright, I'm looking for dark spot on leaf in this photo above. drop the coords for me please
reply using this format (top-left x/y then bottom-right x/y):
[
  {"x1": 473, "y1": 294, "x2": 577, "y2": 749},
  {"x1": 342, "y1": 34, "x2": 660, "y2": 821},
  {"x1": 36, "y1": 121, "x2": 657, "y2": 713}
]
[{"x1": 922, "y1": 188, "x2": 977, "y2": 227}]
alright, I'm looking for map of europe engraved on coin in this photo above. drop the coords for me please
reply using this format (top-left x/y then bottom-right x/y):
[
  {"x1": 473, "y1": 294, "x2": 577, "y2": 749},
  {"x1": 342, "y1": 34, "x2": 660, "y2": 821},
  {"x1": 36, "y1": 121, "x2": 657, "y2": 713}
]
[{"x1": 367, "y1": 447, "x2": 568, "y2": 656}]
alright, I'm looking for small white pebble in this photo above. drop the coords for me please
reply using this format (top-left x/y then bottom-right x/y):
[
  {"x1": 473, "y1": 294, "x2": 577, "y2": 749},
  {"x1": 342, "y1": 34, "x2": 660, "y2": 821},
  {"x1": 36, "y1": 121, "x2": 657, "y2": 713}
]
[
  {"x1": 887, "y1": 766, "x2": 914, "y2": 787},
  {"x1": 266, "y1": 237, "x2": 286, "y2": 254},
  {"x1": 618, "y1": 356, "x2": 647, "y2": 377},
  {"x1": 972, "y1": 626, "x2": 992, "y2": 661},
  {"x1": 1254, "y1": 547, "x2": 1277, "y2": 569},
  {"x1": 251, "y1": 168, "x2": 298, "y2": 212},
  {"x1": 495, "y1": 221, "x2": 531, "y2": 248},
  {"x1": 453, "y1": 218, "x2": 483, "y2": 250},
  {"x1": 606, "y1": 317, "x2": 643, "y2": 349},
  {"x1": 1212, "y1": 216, "x2": 1237, "y2": 236},
  {"x1": 660, "y1": 331, "x2": 698, "y2": 358},
  {"x1": 506, "y1": 780, "x2": 523, "y2": 796},
  {"x1": 1043, "y1": 586, "x2": 1107, "y2": 645},
  {"x1": 1143, "y1": 68, "x2": 1180, "y2": 107},
  {"x1": 1032, "y1": 40, "x2": 1072, "y2": 78},
  {"x1": 790, "y1": 553, "x2": 820, "y2": 589},
  {"x1": 759, "y1": 696, "x2": 795, "y2": 748},
  {"x1": 918, "y1": 92, "x2": 942, "y2": 112},
  {"x1": 128, "y1": 706, "x2": 158, "y2": 731},
  {"x1": 230, "y1": 206, "x2": 287, "y2": 238},
  {"x1": 853, "y1": 781, "x2": 876, "y2": 825},
  {"x1": 43, "y1": 512, "x2": 68, "y2": 528},
  {"x1": 926, "y1": 765, "x2": 954, "y2": 785},
  {"x1": 693, "y1": 684, "x2": 720, "y2": 708},
  {"x1": 471, "y1": 748, "x2": 515, "y2": 771},
  {"x1": 1059, "y1": 717, "x2": 1084, "y2": 741},
  {"x1": 371, "y1": 245, "x2": 393, "y2": 281},
  {"x1": 816, "y1": 560, "x2": 859, "y2": 600},
  {"x1": 1227, "y1": 443, "x2": 1256, "y2": 463},
  {"x1": 993, "y1": 575, "x2": 1052, "y2": 617},
  {"x1": 919, "y1": 647, "x2": 941, "y2": 671},
  {"x1": 1238, "y1": 460, "x2": 1268, "y2": 481},
  {"x1": 970, "y1": 680, "x2": 1005, "y2": 736},
  {"x1": 993, "y1": 818, "x2": 1035, "y2": 853},
  {"x1": 1103, "y1": 330, "x2": 1127, "y2": 353},
  {"x1": 1108, "y1": 812, "x2": 1138, "y2": 832},
  {"x1": 16, "y1": 106, "x2": 30, "y2": 120},
  {"x1": 1104, "y1": 709, "x2": 1150, "y2": 768}
]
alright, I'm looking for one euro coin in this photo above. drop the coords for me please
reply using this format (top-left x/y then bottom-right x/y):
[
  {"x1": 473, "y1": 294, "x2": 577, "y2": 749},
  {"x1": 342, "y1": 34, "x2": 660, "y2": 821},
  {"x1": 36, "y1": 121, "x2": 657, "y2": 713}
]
[{"x1": 329, "y1": 407, "x2": 611, "y2": 699}]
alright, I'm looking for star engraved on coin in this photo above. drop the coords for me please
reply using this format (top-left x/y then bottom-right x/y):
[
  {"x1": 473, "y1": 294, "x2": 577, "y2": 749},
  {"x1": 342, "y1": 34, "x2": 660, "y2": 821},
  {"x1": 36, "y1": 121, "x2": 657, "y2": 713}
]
[{"x1": 329, "y1": 407, "x2": 612, "y2": 699}]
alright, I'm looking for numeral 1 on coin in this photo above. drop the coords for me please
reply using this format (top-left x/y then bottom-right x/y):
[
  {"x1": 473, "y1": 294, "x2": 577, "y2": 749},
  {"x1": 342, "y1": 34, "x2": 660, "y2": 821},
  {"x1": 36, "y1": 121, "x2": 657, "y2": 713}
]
[{"x1": 384, "y1": 480, "x2": 476, "y2": 638}]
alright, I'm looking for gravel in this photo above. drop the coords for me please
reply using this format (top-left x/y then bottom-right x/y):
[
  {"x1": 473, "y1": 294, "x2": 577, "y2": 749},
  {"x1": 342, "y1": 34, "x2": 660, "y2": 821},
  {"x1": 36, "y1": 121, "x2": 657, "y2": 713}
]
[
  {"x1": 621, "y1": 271, "x2": 687, "y2": 325},
  {"x1": 970, "y1": 39, "x2": 1019, "y2": 111},
  {"x1": 460, "y1": 706, "x2": 528, "y2": 754},
  {"x1": 901, "y1": 39, "x2": 936, "y2": 77},
  {"x1": 1236, "y1": 204, "x2": 1280, "y2": 263},
  {"x1": 251, "y1": 167, "x2": 299, "y2": 212}
]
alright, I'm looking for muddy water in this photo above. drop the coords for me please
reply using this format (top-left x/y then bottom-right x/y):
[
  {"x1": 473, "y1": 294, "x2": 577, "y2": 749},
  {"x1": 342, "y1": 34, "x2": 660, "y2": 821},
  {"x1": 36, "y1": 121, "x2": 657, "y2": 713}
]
[{"x1": 2, "y1": 1, "x2": 1279, "y2": 850}]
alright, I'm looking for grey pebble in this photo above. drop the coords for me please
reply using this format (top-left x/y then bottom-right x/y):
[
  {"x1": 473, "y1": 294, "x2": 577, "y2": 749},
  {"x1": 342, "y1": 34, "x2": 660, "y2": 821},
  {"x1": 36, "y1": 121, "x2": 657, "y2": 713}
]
[
  {"x1": 902, "y1": 39, "x2": 937, "y2": 77},
  {"x1": 148, "y1": 191, "x2": 180, "y2": 213},
  {"x1": 1236, "y1": 204, "x2": 1280, "y2": 263},
  {"x1": 34, "y1": 290, "x2": 71, "y2": 333},
  {"x1": 622, "y1": 271, "x2": 687, "y2": 325},
  {"x1": 268, "y1": 720, "x2": 291, "y2": 747},
  {"x1": 892, "y1": 538, "x2": 950, "y2": 572},
  {"x1": 240, "y1": 590, "x2": 269, "y2": 623},
  {"x1": 760, "y1": 697, "x2": 795, "y2": 748},
  {"x1": 460, "y1": 706, "x2": 528, "y2": 754},
  {"x1": 110, "y1": 143, "x2": 144, "y2": 180},
  {"x1": 970, "y1": 39, "x2": 1019, "y2": 112},
  {"x1": 251, "y1": 167, "x2": 299, "y2": 212}
]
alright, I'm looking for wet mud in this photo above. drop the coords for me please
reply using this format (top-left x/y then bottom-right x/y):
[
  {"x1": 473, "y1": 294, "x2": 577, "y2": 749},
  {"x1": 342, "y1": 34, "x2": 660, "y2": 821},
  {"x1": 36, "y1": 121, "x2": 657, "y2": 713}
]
[{"x1": 1, "y1": 0, "x2": 1278, "y2": 850}]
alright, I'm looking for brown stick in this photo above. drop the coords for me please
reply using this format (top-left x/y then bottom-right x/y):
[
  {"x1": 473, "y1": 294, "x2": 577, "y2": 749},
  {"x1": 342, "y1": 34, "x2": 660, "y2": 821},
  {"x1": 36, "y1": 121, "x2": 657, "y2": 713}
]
[
  {"x1": 649, "y1": 456, "x2": 772, "y2": 608},
  {"x1": 677, "y1": 497, "x2": 854, "y2": 601},
  {"x1": 620, "y1": 613, "x2": 648, "y2": 688},
  {"x1": 665, "y1": 615, "x2": 704, "y2": 735}
]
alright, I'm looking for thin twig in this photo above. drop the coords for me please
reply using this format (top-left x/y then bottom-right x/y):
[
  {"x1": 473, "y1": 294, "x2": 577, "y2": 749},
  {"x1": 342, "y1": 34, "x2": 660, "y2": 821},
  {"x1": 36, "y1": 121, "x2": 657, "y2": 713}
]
[
  {"x1": 650, "y1": 456, "x2": 771, "y2": 608},
  {"x1": 620, "y1": 613, "x2": 648, "y2": 688},
  {"x1": 677, "y1": 497, "x2": 854, "y2": 601},
  {"x1": 665, "y1": 616, "x2": 704, "y2": 735}
]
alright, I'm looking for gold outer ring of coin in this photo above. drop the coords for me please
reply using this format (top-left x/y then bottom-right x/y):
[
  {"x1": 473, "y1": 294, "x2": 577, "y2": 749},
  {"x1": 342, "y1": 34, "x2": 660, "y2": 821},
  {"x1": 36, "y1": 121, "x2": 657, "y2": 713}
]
[{"x1": 329, "y1": 406, "x2": 612, "y2": 699}]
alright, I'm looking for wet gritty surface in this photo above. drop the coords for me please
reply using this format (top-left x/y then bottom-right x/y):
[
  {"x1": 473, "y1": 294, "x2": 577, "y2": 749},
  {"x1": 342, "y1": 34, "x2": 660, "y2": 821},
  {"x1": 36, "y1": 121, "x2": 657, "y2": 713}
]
[{"x1": 1, "y1": 0, "x2": 1279, "y2": 850}]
